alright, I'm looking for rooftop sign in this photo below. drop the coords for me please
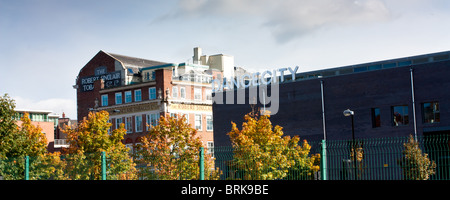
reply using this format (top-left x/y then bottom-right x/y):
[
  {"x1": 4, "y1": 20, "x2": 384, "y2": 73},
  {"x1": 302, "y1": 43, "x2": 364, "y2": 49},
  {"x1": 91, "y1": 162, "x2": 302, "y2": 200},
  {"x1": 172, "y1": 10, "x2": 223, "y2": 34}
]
[
  {"x1": 211, "y1": 66, "x2": 299, "y2": 116},
  {"x1": 211, "y1": 66, "x2": 298, "y2": 92}
]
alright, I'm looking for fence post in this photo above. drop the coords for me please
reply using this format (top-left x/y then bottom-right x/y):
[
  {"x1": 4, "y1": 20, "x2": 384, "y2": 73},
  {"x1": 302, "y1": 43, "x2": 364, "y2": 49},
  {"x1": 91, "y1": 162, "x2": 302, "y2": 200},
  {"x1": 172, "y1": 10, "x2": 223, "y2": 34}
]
[
  {"x1": 101, "y1": 151, "x2": 106, "y2": 180},
  {"x1": 24, "y1": 156, "x2": 29, "y2": 180},
  {"x1": 320, "y1": 140, "x2": 327, "y2": 180},
  {"x1": 199, "y1": 147, "x2": 205, "y2": 180}
]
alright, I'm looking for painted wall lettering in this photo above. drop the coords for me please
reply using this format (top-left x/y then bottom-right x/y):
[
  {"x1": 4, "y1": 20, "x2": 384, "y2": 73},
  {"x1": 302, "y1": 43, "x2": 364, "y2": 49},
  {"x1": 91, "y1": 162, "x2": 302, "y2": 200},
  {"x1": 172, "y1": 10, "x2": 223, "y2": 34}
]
[{"x1": 80, "y1": 70, "x2": 121, "y2": 92}]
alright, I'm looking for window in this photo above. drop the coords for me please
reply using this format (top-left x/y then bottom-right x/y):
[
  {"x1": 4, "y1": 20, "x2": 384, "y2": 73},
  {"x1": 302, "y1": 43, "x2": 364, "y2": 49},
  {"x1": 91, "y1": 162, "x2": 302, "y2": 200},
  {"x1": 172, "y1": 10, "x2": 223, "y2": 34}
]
[
  {"x1": 206, "y1": 115, "x2": 213, "y2": 131},
  {"x1": 125, "y1": 144, "x2": 133, "y2": 154},
  {"x1": 135, "y1": 89, "x2": 142, "y2": 102},
  {"x1": 149, "y1": 87, "x2": 156, "y2": 100},
  {"x1": 146, "y1": 113, "x2": 159, "y2": 130},
  {"x1": 398, "y1": 61, "x2": 412, "y2": 67},
  {"x1": 194, "y1": 88, "x2": 202, "y2": 100},
  {"x1": 392, "y1": 106, "x2": 409, "y2": 126},
  {"x1": 135, "y1": 116, "x2": 143, "y2": 132},
  {"x1": 125, "y1": 116, "x2": 133, "y2": 133},
  {"x1": 172, "y1": 86, "x2": 178, "y2": 98},
  {"x1": 371, "y1": 108, "x2": 381, "y2": 128},
  {"x1": 207, "y1": 141, "x2": 214, "y2": 157},
  {"x1": 195, "y1": 114, "x2": 202, "y2": 130},
  {"x1": 354, "y1": 66, "x2": 367, "y2": 72},
  {"x1": 383, "y1": 63, "x2": 397, "y2": 68},
  {"x1": 205, "y1": 89, "x2": 212, "y2": 100},
  {"x1": 180, "y1": 113, "x2": 189, "y2": 124},
  {"x1": 368, "y1": 64, "x2": 382, "y2": 71},
  {"x1": 116, "y1": 118, "x2": 123, "y2": 129},
  {"x1": 101, "y1": 94, "x2": 108, "y2": 106},
  {"x1": 107, "y1": 119, "x2": 111, "y2": 134},
  {"x1": 170, "y1": 113, "x2": 178, "y2": 119},
  {"x1": 145, "y1": 71, "x2": 156, "y2": 81},
  {"x1": 115, "y1": 92, "x2": 122, "y2": 105},
  {"x1": 125, "y1": 91, "x2": 132, "y2": 103},
  {"x1": 180, "y1": 87, "x2": 186, "y2": 99},
  {"x1": 423, "y1": 102, "x2": 440, "y2": 123}
]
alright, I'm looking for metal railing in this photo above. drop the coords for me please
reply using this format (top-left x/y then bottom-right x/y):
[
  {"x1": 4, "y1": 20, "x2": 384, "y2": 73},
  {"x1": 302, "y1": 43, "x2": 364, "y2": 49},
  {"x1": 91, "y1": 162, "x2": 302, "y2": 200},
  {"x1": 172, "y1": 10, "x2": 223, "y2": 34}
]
[
  {"x1": 1, "y1": 135, "x2": 448, "y2": 180},
  {"x1": 54, "y1": 139, "x2": 69, "y2": 148},
  {"x1": 322, "y1": 135, "x2": 450, "y2": 180}
]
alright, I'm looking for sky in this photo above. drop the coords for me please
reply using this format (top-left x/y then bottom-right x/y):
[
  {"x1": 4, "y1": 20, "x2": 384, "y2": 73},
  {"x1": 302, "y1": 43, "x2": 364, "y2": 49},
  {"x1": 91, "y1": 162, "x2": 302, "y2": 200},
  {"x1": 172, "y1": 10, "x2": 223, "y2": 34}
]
[{"x1": 1, "y1": 0, "x2": 450, "y2": 120}]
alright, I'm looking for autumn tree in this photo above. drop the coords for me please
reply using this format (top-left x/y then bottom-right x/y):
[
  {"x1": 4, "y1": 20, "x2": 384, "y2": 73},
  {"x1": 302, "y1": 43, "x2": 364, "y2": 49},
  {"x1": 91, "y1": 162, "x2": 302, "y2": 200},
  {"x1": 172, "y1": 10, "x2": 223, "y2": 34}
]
[
  {"x1": 62, "y1": 111, "x2": 136, "y2": 180},
  {"x1": 349, "y1": 141, "x2": 366, "y2": 179},
  {"x1": 0, "y1": 94, "x2": 64, "y2": 179},
  {"x1": 138, "y1": 114, "x2": 221, "y2": 180},
  {"x1": 0, "y1": 95, "x2": 47, "y2": 158},
  {"x1": 227, "y1": 111, "x2": 320, "y2": 180},
  {"x1": 398, "y1": 135, "x2": 436, "y2": 180},
  {"x1": 0, "y1": 112, "x2": 50, "y2": 179}
]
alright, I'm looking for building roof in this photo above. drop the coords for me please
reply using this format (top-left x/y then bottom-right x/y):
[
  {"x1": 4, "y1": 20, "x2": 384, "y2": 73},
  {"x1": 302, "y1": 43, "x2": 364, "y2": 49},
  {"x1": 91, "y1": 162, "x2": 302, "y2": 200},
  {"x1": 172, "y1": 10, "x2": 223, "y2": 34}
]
[
  {"x1": 104, "y1": 51, "x2": 168, "y2": 74},
  {"x1": 285, "y1": 50, "x2": 450, "y2": 81},
  {"x1": 15, "y1": 109, "x2": 53, "y2": 114}
]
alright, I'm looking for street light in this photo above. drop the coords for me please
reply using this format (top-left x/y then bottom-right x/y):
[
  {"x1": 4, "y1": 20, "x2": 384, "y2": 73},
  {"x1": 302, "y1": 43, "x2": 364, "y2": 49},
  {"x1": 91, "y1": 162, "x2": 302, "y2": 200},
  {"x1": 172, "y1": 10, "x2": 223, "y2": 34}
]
[
  {"x1": 343, "y1": 109, "x2": 357, "y2": 180},
  {"x1": 343, "y1": 109, "x2": 354, "y2": 117},
  {"x1": 343, "y1": 109, "x2": 355, "y2": 141}
]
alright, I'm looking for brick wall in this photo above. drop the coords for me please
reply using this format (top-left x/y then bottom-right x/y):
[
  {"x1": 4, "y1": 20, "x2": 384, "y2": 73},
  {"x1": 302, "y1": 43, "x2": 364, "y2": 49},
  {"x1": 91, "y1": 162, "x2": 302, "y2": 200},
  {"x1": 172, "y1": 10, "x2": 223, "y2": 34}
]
[
  {"x1": 76, "y1": 51, "x2": 117, "y2": 121},
  {"x1": 16, "y1": 120, "x2": 55, "y2": 152},
  {"x1": 213, "y1": 60, "x2": 450, "y2": 146}
]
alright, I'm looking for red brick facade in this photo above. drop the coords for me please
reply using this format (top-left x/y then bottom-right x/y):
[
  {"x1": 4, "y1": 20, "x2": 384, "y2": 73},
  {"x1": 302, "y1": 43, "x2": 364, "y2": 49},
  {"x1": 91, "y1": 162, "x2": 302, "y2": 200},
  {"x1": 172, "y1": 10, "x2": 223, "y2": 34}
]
[
  {"x1": 76, "y1": 51, "x2": 217, "y2": 150},
  {"x1": 76, "y1": 51, "x2": 117, "y2": 121}
]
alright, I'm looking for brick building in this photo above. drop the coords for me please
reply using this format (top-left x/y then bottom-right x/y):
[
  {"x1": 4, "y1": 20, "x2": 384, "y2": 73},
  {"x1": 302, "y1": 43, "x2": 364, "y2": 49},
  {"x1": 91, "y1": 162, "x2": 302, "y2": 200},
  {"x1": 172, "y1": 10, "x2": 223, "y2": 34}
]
[
  {"x1": 213, "y1": 50, "x2": 450, "y2": 146},
  {"x1": 15, "y1": 109, "x2": 59, "y2": 152},
  {"x1": 54, "y1": 112, "x2": 76, "y2": 149},
  {"x1": 75, "y1": 48, "x2": 235, "y2": 151}
]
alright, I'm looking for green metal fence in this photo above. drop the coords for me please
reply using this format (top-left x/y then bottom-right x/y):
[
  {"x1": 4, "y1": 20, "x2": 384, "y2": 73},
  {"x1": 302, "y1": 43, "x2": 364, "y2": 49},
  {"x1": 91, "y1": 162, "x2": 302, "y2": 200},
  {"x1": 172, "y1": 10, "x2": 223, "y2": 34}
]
[
  {"x1": 322, "y1": 135, "x2": 450, "y2": 180},
  {"x1": 0, "y1": 152, "x2": 104, "y2": 180},
  {"x1": 213, "y1": 145, "x2": 320, "y2": 180},
  {"x1": 0, "y1": 135, "x2": 448, "y2": 180}
]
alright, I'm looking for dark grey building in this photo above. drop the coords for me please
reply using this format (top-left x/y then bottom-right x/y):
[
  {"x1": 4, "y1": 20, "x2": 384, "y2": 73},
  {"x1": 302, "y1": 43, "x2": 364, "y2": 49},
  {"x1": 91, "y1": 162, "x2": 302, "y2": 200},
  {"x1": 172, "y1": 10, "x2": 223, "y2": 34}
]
[{"x1": 213, "y1": 50, "x2": 450, "y2": 147}]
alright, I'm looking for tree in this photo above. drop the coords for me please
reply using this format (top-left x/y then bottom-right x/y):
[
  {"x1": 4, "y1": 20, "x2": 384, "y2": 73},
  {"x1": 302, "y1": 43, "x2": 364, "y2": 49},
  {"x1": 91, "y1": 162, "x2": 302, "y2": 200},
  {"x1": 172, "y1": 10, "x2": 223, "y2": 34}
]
[
  {"x1": 62, "y1": 111, "x2": 137, "y2": 180},
  {"x1": 398, "y1": 135, "x2": 436, "y2": 180},
  {"x1": 227, "y1": 111, "x2": 320, "y2": 180},
  {"x1": 341, "y1": 142, "x2": 366, "y2": 180},
  {"x1": 0, "y1": 94, "x2": 65, "y2": 179},
  {"x1": 138, "y1": 114, "x2": 221, "y2": 180},
  {"x1": 0, "y1": 94, "x2": 19, "y2": 159},
  {"x1": 16, "y1": 113, "x2": 48, "y2": 157}
]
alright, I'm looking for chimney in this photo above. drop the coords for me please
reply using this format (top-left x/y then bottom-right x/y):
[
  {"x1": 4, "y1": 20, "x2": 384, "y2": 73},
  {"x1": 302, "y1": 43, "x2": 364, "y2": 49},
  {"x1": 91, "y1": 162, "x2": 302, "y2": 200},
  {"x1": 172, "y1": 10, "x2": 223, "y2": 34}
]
[
  {"x1": 62, "y1": 112, "x2": 66, "y2": 118},
  {"x1": 193, "y1": 47, "x2": 202, "y2": 64}
]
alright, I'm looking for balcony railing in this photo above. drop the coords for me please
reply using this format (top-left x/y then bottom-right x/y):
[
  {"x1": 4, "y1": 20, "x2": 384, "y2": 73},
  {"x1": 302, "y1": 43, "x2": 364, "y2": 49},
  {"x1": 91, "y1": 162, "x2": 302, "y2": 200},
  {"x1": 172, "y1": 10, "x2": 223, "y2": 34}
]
[{"x1": 54, "y1": 139, "x2": 69, "y2": 148}]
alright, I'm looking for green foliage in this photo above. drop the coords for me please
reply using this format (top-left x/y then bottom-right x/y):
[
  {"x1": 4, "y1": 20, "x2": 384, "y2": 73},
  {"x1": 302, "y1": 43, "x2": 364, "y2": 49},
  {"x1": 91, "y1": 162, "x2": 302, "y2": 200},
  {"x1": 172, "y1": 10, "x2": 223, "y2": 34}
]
[
  {"x1": 62, "y1": 111, "x2": 137, "y2": 180},
  {"x1": 349, "y1": 142, "x2": 365, "y2": 179},
  {"x1": 398, "y1": 135, "x2": 436, "y2": 180},
  {"x1": 227, "y1": 112, "x2": 319, "y2": 180},
  {"x1": 0, "y1": 94, "x2": 19, "y2": 159},
  {"x1": 138, "y1": 114, "x2": 221, "y2": 180},
  {"x1": 0, "y1": 94, "x2": 58, "y2": 179}
]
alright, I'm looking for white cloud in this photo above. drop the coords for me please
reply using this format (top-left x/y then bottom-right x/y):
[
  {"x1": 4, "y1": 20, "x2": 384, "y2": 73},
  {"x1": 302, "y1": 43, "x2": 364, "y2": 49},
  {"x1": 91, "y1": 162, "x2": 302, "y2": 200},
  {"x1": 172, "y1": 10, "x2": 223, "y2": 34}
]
[
  {"x1": 175, "y1": 0, "x2": 392, "y2": 43},
  {"x1": 13, "y1": 96, "x2": 77, "y2": 120}
]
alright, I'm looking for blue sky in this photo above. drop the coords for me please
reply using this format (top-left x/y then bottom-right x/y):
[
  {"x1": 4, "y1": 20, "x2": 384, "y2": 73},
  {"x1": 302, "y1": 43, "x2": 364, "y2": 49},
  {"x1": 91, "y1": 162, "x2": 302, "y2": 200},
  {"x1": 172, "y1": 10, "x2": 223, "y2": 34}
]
[{"x1": 1, "y1": 0, "x2": 450, "y2": 119}]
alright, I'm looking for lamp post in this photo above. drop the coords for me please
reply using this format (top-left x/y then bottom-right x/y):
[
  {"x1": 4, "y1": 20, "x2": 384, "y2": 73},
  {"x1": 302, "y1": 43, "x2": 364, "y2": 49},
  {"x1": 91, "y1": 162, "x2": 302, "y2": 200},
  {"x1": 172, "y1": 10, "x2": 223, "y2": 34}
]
[{"x1": 343, "y1": 109, "x2": 357, "y2": 180}]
